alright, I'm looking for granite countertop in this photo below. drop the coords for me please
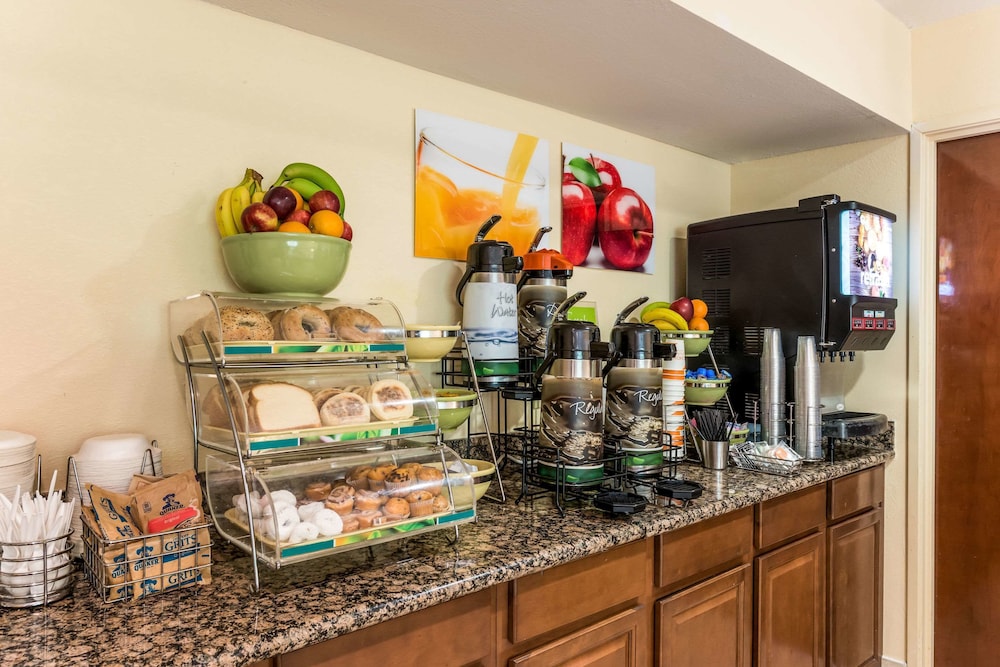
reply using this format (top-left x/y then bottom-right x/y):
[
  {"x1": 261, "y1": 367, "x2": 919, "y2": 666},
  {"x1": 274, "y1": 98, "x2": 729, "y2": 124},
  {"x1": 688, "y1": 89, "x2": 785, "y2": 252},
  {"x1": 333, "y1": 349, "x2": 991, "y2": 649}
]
[{"x1": 0, "y1": 437, "x2": 893, "y2": 667}]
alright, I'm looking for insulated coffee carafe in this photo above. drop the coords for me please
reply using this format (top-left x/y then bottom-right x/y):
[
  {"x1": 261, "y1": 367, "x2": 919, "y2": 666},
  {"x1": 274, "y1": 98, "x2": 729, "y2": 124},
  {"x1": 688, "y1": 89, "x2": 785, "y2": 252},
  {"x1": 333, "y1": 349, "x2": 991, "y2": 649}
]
[
  {"x1": 517, "y1": 226, "x2": 574, "y2": 359},
  {"x1": 604, "y1": 298, "x2": 676, "y2": 452},
  {"x1": 533, "y1": 292, "x2": 616, "y2": 466},
  {"x1": 455, "y1": 215, "x2": 524, "y2": 386}
]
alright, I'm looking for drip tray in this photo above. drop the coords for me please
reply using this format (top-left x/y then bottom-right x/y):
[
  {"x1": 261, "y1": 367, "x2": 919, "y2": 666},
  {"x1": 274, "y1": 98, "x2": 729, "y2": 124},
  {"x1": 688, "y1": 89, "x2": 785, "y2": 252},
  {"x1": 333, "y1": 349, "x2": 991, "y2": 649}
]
[{"x1": 821, "y1": 411, "x2": 888, "y2": 439}]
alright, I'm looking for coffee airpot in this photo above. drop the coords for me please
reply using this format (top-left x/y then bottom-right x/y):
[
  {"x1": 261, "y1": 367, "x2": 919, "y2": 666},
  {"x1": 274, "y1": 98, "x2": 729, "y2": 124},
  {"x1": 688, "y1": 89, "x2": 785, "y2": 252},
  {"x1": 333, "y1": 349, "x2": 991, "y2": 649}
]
[
  {"x1": 533, "y1": 292, "x2": 616, "y2": 466},
  {"x1": 455, "y1": 215, "x2": 524, "y2": 386},
  {"x1": 604, "y1": 297, "x2": 677, "y2": 452},
  {"x1": 517, "y1": 226, "x2": 574, "y2": 359}
]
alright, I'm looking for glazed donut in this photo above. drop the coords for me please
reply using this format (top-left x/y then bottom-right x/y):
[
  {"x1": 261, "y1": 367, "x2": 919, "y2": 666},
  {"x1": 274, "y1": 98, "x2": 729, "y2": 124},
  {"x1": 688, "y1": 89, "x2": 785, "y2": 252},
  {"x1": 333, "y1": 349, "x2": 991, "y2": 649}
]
[
  {"x1": 288, "y1": 521, "x2": 319, "y2": 544},
  {"x1": 297, "y1": 501, "x2": 325, "y2": 522},
  {"x1": 327, "y1": 307, "x2": 386, "y2": 342},
  {"x1": 304, "y1": 481, "x2": 333, "y2": 501},
  {"x1": 218, "y1": 306, "x2": 274, "y2": 342},
  {"x1": 312, "y1": 508, "x2": 344, "y2": 537},
  {"x1": 277, "y1": 305, "x2": 332, "y2": 341}
]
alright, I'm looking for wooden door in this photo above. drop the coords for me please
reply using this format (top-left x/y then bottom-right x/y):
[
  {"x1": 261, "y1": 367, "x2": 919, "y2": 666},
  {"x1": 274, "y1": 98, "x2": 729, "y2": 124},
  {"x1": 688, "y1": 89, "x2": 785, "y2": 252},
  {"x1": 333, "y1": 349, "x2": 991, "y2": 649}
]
[
  {"x1": 827, "y1": 509, "x2": 883, "y2": 667},
  {"x1": 508, "y1": 607, "x2": 641, "y2": 667},
  {"x1": 935, "y1": 131, "x2": 1000, "y2": 665},
  {"x1": 654, "y1": 564, "x2": 752, "y2": 667},
  {"x1": 756, "y1": 532, "x2": 826, "y2": 667}
]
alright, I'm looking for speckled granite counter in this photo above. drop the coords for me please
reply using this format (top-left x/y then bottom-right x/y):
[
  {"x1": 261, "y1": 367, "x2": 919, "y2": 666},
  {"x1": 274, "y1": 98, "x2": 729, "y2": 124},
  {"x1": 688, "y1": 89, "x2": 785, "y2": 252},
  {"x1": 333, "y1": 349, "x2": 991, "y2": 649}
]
[{"x1": 1, "y1": 436, "x2": 892, "y2": 667}]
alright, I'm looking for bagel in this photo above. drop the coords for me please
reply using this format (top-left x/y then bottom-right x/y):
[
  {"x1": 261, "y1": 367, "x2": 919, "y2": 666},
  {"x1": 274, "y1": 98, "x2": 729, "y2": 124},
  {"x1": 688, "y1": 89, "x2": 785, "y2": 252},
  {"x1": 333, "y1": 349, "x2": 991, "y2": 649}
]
[
  {"x1": 327, "y1": 307, "x2": 386, "y2": 342},
  {"x1": 218, "y1": 306, "x2": 273, "y2": 341},
  {"x1": 318, "y1": 391, "x2": 371, "y2": 427},
  {"x1": 276, "y1": 305, "x2": 332, "y2": 341}
]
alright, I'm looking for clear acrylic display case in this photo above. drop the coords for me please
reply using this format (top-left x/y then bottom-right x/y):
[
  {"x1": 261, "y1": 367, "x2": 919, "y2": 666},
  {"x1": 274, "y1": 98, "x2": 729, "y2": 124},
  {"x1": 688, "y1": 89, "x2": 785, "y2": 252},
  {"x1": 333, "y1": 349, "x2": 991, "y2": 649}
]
[
  {"x1": 191, "y1": 365, "x2": 438, "y2": 457},
  {"x1": 204, "y1": 445, "x2": 476, "y2": 568},
  {"x1": 169, "y1": 292, "x2": 406, "y2": 365}
]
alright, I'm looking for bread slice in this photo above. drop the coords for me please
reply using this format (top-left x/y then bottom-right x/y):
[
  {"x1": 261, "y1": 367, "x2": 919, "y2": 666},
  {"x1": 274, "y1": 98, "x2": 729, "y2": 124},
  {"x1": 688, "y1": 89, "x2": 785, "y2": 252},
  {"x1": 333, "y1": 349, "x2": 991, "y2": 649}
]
[{"x1": 247, "y1": 382, "x2": 321, "y2": 432}]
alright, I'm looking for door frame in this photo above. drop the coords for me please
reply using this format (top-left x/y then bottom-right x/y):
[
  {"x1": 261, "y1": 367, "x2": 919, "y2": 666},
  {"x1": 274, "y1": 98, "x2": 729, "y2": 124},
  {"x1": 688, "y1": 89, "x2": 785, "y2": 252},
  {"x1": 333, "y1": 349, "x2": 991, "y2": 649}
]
[{"x1": 908, "y1": 108, "x2": 1000, "y2": 667}]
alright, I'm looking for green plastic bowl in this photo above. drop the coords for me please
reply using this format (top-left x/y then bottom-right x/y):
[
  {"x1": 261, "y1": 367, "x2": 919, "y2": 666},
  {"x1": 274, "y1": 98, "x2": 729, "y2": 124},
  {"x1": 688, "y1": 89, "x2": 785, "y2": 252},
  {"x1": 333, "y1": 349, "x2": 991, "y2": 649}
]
[
  {"x1": 220, "y1": 232, "x2": 351, "y2": 296},
  {"x1": 434, "y1": 388, "x2": 478, "y2": 431},
  {"x1": 659, "y1": 330, "x2": 713, "y2": 357},
  {"x1": 684, "y1": 377, "x2": 731, "y2": 406}
]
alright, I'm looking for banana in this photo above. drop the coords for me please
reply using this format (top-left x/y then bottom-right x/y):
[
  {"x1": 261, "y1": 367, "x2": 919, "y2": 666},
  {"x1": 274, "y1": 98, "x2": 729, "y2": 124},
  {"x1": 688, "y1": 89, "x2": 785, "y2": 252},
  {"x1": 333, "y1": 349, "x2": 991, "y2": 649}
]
[
  {"x1": 215, "y1": 187, "x2": 239, "y2": 237},
  {"x1": 272, "y1": 162, "x2": 345, "y2": 216},
  {"x1": 649, "y1": 320, "x2": 677, "y2": 331},
  {"x1": 281, "y1": 177, "x2": 324, "y2": 202},
  {"x1": 643, "y1": 307, "x2": 689, "y2": 330},
  {"x1": 639, "y1": 301, "x2": 671, "y2": 321},
  {"x1": 230, "y1": 182, "x2": 251, "y2": 233},
  {"x1": 251, "y1": 188, "x2": 265, "y2": 204}
]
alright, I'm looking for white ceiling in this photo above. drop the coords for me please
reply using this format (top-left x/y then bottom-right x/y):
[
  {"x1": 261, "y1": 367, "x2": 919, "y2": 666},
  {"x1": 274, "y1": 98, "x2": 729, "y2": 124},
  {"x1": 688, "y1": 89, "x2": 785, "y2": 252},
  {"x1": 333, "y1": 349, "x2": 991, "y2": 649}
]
[
  {"x1": 873, "y1": 0, "x2": 1000, "y2": 27},
  {"x1": 203, "y1": 0, "x2": 998, "y2": 163}
]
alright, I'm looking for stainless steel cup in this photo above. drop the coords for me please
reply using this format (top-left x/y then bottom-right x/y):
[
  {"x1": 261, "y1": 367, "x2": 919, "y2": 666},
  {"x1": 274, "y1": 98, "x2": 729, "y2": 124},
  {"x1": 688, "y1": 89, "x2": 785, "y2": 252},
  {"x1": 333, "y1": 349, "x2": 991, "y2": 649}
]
[{"x1": 701, "y1": 439, "x2": 730, "y2": 470}]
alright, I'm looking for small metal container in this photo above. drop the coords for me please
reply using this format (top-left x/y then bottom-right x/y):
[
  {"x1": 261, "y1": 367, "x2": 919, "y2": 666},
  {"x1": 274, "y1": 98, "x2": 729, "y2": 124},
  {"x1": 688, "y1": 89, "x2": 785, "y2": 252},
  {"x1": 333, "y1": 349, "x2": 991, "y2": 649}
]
[{"x1": 0, "y1": 529, "x2": 75, "y2": 608}]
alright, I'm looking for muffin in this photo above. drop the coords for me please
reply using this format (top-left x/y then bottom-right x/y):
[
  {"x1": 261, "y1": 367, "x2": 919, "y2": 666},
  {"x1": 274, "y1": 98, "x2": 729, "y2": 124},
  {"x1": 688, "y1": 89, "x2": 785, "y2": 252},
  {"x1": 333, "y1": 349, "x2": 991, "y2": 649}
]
[
  {"x1": 340, "y1": 513, "x2": 360, "y2": 533},
  {"x1": 382, "y1": 497, "x2": 411, "y2": 522},
  {"x1": 398, "y1": 462, "x2": 422, "y2": 475},
  {"x1": 304, "y1": 480, "x2": 333, "y2": 501},
  {"x1": 415, "y1": 466, "x2": 445, "y2": 495},
  {"x1": 406, "y1": 490, "x2": 434, "y2": 517},
  {"x1": 346, "y1": 466, "x2": 372, "y2": 490},
  {"x1": 354, "y1": 488, "x2": 386, "y2": 511},
  {"x1": 384, "y1": 467, "x2": 415, "y2": 497},
  {"x1": 366, "y1": 467, "x2": 389, "y2": 492},
  {"x1": 431, "y1": 494, "x2": 451, "y2": 514}
]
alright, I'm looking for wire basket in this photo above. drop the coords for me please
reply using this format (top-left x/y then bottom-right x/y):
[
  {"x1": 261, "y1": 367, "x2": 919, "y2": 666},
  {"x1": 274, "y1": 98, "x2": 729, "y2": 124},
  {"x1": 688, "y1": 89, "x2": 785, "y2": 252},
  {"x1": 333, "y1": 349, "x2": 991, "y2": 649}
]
[
  {"x1": 81, "y1": 513, "x2": 212, "y2": 603},
  {"x1": 0, "y1": 529, "x2": 75, "y2": 608},
  {"x1": 729, "y1": 443, "x2": 802, "y2": 477}
]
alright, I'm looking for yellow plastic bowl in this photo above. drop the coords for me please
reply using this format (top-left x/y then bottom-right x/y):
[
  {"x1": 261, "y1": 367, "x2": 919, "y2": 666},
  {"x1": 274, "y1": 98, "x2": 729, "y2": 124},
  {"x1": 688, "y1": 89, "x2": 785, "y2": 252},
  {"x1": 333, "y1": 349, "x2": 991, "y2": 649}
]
[
  {"x1": 220, "y1": 232, "x2": 351, "y2": 296},
  {"x1": 659, "y1": 330, "x2": 713, "y2": 357},
  {"x1": 404, "y1": 325, "x2": 461, "y2": 362},
  {"x1": 448, "y1": 458, "x2": 495, "y2": 507}
]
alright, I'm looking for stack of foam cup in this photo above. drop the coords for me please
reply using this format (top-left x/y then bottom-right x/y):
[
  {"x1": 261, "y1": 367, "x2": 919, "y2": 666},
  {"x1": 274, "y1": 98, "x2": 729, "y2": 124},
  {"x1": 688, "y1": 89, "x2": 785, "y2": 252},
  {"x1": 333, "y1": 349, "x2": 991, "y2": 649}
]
[{"x1": 661, "y1": 339, "x2": 686, "y2": 462}]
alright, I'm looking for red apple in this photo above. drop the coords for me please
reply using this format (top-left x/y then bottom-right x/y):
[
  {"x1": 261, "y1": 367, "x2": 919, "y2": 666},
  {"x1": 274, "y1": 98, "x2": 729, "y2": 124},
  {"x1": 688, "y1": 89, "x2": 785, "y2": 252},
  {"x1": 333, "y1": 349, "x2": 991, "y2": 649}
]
[
  {"x1": 586, "y1": 156, "x2": 622, "y2": 209},
  {"x1": 309, "y1": 190, "x2": 341, "y2": 214},
  {"x1": 241, "y1": 202, "x2": 279, "y2": 233},
  {"x1": 341, "y1": 220, "x2": 353, "y2": 242},
  {"x1": 669, "y1": 297, "x2": 694, "y2": 322},
  {"x1": 562, "y1": 171, "x2": 577, "y2": 184},
  {"x1": 285, "y1": 209, "x2": 311, "y2": 224},
  {"x1": 596, "y1": 187, "x2": 653, "y2": 270},
  {"x1": 263, "y1": 186, "x2": 297, "y2": 220},
  {"x1": 561, "y1": 180, "x2": 597, "y2": 265}
]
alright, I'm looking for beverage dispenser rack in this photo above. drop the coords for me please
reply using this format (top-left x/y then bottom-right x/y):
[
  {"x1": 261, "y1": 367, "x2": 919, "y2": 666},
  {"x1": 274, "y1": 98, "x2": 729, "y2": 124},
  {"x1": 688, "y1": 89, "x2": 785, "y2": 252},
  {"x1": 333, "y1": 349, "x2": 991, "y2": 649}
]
[{"x1": 169, "y1": 292, "x2": 479, "y2": 592}]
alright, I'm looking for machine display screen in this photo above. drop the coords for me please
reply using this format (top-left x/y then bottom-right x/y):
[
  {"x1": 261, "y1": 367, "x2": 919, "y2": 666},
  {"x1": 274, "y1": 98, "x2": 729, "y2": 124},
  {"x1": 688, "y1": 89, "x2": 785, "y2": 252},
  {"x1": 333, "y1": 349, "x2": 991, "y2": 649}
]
[{"x1": 841, "y1": 209, "x2": 893, "y2": 298}]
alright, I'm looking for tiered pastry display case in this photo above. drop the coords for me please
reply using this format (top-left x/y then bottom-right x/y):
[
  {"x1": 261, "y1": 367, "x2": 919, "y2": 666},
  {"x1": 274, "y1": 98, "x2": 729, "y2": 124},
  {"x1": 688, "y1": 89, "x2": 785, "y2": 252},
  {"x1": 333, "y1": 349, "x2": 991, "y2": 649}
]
[{"x1": 170, "y1": 292, "x2": 476, "y2": 589}]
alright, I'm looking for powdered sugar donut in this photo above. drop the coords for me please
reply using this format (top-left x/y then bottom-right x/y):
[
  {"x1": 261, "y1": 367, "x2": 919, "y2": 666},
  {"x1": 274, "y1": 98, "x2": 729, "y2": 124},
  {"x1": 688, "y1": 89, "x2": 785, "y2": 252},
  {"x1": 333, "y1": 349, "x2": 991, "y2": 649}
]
[
  {"x1": 233, "y1": 491, "x2": 263, "y2": 519},
  {"x1": 259, "y1": 501, "x2": 300, "y2": 542},
  {"x1": 267, "y1": 489, "x2": 298, "y2": 508},
  {"x1": 297, "y1": 501, "x2": 325, "y2": 522},
  {"x1": 288, "y1": 521, "x2": 320, "y2": 544},
  {"x1": 312, "y1": 508, "x2": 344, "y2": 537}
]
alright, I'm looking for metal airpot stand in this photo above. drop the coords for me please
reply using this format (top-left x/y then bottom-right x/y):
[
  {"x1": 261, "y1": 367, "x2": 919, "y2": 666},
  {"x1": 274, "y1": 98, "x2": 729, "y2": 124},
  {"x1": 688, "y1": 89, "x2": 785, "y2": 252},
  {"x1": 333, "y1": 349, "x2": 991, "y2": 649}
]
[{"x1": 456, "y1": 329, "x2": 506, "y2": 503}]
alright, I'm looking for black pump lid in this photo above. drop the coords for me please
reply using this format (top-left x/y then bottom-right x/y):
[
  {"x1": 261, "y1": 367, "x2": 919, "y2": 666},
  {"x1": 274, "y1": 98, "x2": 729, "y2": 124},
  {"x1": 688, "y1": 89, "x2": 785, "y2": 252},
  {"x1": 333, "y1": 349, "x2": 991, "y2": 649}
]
[
  {"x1": 610, "y1": 322, "x2": 659, "y2": 360},
  {"x1": 546, "y1": 319, "x2": 612, "y2": 360},
  {"x1": 464, "y1": 214, "x2": 521, "y2": 273}
]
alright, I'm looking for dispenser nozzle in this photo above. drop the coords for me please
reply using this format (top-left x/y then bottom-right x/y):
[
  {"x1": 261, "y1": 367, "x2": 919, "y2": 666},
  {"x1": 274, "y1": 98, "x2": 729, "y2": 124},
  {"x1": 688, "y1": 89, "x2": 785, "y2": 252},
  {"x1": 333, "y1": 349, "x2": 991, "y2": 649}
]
[
  {"x1": 528, "y1": 226, "x2": 553, "y2": 253},
  {"x1": 553, "y1": 291, "x2": 587, "y2": 322},
  {"x1": 474, "y1": 215, "x2": 502, "y2": 242},
  {"x1": 614, "y1": 297, "x2": 649, "y2": 326}
]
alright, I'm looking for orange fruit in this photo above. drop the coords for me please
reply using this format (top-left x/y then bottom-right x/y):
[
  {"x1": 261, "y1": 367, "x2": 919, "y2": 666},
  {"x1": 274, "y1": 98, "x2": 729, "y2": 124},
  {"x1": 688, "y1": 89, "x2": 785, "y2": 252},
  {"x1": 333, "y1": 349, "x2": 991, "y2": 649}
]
[
  {"x1": 278, "y1": 220, "x2": 311, "y2": 234},
  {"x1": 691, "y1": 298, "x2": 709, "y2": 319},
  {"x1": 310, "y1": 209, "x2": 345, "y2": 237},
  {"x1": 689, "y1": 317, "x2": 710, "y2": 331},
  {"x1": 289, "y1": 188, "x2": 304, "y2": 211}
]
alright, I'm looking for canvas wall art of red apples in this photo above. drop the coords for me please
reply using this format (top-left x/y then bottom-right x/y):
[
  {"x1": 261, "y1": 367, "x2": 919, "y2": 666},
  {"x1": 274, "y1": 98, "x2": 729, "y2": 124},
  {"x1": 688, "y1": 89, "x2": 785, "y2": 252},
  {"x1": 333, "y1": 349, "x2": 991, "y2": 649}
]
[{"x1": 560, "y1": 145, "x2": 655, "y2": 273}]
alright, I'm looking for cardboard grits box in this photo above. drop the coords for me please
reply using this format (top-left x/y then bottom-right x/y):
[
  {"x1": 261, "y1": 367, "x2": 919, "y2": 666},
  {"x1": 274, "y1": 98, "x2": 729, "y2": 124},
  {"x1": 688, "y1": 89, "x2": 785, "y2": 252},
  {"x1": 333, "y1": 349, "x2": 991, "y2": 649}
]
[{"x1": 82, "y1": 509, "x2": 212, "y2": 603}]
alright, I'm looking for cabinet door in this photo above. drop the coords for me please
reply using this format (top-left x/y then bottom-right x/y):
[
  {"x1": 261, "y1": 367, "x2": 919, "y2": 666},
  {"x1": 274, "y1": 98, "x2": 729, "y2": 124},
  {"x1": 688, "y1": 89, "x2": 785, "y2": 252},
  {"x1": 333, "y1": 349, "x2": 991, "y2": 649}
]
[
  {"x1": 655, "y1": 564, "x2": 751, "y2": 667},
  {"x1": 756, "y1": 531, "x2": 825, "y2": 667},
  {"x1": 508, "y1": 606, "x2": 641, "y2": 667},
  {"x1": 828, "y1": 509, "x2": 883, "y2": 667}
]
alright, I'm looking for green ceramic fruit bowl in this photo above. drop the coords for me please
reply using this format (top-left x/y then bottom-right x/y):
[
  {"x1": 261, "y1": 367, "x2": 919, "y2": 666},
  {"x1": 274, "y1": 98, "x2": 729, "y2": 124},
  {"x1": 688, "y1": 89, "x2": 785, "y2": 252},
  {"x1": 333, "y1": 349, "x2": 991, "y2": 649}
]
[
  {"x1": 659, "y1": 329, "x2": 713, "y2": 357},
  {"x1": 220, "y1": 232, "x2": 351, "y2": 296}
]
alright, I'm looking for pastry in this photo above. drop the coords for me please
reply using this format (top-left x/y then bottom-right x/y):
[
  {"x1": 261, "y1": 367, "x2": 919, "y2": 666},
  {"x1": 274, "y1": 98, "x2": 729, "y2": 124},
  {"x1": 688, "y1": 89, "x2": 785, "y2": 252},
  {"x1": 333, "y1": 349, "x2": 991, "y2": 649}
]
[
  {"x1": 415, "y1": 466, "x2": 445, "y2": 495},
  {"x1": 327, "y1": 307, "x2": 386, "y2": 342},
  {"x1": 405, "y1": 490, "x2": 433, "y2": 517},
  {"x1": 304, "y1": 481, "x2": 333, "y2": 501},
  {"x1": 354, "y1": 509, "x2": 382, "y2": 529},
  {"x1": 353, "y1": 488, "x2": 385, "y2": 511},
  {"x1": 346, "y1": 466, "x2": 372, "y2": 491},
  {"x1": 431, "y1": 494, "x2": 451, "y2": 514},
  {"x1": 366, "y1": 467, "x2": 389, "y2": 492},
  {"x1": 340, "y1": 513, "x2": 360, "y2": 533},
  {"x1": 324, "y1": 487, "x2": 355, "y2": 516},
  {"x1": 384, "y1": 467, "x2": 415, "y2": 497},
  {"x1": 366, "y1": 379, "x2": 414, "y2": 421},
  {"x1": 382, "y1": 497, "x2": 410, "y2": 521}
]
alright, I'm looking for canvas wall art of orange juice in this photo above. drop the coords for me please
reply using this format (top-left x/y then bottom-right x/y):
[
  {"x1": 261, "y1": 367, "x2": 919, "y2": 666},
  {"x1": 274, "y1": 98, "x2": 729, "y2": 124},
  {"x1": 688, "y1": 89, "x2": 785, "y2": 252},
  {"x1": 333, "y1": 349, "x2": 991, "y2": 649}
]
[{"x1": 414, "y1": 118, "x2": 548, "y2": 261}]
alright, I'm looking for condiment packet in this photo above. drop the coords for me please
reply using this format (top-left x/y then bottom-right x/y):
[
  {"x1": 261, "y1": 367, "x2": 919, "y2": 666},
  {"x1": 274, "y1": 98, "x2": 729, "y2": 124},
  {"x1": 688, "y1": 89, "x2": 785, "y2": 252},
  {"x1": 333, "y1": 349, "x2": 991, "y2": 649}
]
[
  {"x1": 127, "y1": 474, "x2": 164, "y2": 494},
  {"x1": 130, "y1": 470, "x2": 204, "y2": 534},
  {"x1": 87, "y1": 484, "x2": 142, "y2": 540}
]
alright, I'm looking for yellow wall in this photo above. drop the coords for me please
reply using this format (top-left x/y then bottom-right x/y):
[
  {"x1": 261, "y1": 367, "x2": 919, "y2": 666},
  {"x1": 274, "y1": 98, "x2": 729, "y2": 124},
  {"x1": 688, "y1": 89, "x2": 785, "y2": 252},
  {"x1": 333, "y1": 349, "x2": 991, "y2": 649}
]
[
  {"x1": 732, "y1": 136, "x2": 909, "y2": 663},
  {"x1": 912, "y1": 6, "x2": 1000, "y2": 123},
  {"x1": 0, "y1": 0, "x2": 729, "y2": 479}
]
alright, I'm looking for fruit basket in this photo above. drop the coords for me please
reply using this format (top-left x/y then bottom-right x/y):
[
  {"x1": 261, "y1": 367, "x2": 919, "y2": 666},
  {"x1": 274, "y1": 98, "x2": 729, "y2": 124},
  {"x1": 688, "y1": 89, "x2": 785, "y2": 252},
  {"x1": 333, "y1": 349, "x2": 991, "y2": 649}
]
[
  {"x1": 190, "y1": 365, "x2": 438, "y2": 457},
  {"x1": 204, "y1": 445, "x2": 475, "y2": 568},
  {"x1": 169, "y1": 292, "x2": 406, "y2": 365}
]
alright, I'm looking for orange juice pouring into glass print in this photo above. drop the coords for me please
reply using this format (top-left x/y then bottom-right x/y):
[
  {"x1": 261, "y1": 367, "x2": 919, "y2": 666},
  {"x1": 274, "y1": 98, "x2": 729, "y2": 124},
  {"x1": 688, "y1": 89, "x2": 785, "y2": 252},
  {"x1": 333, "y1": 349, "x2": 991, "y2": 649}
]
[{"x1": 415, "y1": 124, "x2": 546, "y2": 260}]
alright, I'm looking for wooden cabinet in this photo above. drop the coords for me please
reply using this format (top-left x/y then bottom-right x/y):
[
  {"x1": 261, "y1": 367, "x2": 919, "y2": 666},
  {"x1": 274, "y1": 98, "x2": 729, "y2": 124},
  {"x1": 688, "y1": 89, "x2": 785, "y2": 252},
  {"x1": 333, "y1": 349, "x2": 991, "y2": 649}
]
[
  {"x1": 755, "y1": 531, "x2": 826, "y2": 666},
  {"x1": 508, "y1": 607, "x2": 642, "y2": 667},
  {"x1": 654, "y1": 564, "x2": 752, "y2": 667},
  {"x1": 279, "y1": 587, "x2": 495, "y2": 667},
  {"x1": 827, "y1": 466, "x2": 884, "y2": 667}
]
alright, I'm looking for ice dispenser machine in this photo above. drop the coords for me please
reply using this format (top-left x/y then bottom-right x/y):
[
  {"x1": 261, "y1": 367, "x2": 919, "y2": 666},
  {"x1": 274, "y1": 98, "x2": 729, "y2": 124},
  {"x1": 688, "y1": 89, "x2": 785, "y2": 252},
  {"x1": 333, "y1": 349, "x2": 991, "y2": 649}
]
[{"x1": 685, "y1": 195, "x2": 897, "y2": 425}]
